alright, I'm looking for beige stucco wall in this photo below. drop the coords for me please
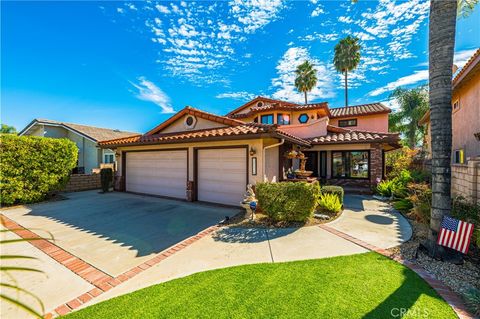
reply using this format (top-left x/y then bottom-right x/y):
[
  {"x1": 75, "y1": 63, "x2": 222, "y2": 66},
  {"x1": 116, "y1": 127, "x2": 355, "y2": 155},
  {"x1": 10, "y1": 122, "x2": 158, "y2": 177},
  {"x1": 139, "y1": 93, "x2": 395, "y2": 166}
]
[
  {"x1": 451, "y1": 158, "x2": 480, "y2": 204},
  {"x1": 116, "y1": 138, "x2": 278, "y2": 186},
  {"x1": 160, "y1": 114, "x2": 227, "y2": 134},
  {"x1": 452, "y1": 71, "x2": 480, "y2": 159},
  {"x1": 329, "y1": 113, "x2": 389, "y2": 132}
]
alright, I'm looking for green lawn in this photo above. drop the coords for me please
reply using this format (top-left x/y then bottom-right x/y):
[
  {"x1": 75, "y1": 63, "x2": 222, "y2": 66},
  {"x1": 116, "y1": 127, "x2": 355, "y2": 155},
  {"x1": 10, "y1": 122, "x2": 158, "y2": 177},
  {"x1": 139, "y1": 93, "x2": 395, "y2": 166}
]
[{"x1": 65, "y1": 253, "x2": 455, "y2": 319}]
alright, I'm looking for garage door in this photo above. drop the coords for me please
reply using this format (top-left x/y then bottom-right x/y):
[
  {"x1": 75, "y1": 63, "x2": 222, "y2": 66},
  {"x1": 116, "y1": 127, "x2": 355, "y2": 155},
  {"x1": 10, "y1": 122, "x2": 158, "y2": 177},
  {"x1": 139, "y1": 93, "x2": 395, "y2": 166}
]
[
  {"x1": 126, "y1": 150, "x2": 187, "y2": 199},
  {"x1": 197, "y1": 148, "x2": 247, "y2": 206}
]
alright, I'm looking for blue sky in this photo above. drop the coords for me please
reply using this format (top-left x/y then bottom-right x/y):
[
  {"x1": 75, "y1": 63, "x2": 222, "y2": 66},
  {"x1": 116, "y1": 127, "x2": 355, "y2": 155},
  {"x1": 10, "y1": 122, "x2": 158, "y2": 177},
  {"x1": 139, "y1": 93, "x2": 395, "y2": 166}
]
[{"x1": 2, "y1": 0, "x2": 479, "y2": 133}]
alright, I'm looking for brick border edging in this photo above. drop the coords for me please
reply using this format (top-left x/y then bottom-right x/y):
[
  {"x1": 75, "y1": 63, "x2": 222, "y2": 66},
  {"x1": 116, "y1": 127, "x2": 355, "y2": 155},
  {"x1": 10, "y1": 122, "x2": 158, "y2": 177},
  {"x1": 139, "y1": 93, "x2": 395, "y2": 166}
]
[
  {"x1": 318, "y1": 224, "x2": 475, "y2": 319},
  {"x1": 49, "y1": 225, "x2": 220, "y2": 317}
]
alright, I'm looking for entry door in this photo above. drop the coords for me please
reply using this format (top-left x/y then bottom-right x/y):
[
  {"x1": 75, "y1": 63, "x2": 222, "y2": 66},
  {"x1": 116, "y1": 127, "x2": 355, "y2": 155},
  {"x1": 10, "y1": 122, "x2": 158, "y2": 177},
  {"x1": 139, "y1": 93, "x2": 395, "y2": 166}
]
[
  {"x1": 125, "y1": 150, "x2": 188, "y2": 199},
  {"x1": 197, "y1": 148, "x2": 247, "y2": 206}
]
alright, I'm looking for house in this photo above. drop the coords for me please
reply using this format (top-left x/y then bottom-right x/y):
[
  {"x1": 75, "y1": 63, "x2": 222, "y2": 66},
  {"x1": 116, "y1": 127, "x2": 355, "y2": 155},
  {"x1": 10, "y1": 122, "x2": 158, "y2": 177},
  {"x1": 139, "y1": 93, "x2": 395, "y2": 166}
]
[
  {"x1": 98, "y1": 97, "x2": 400, "y2": 206},
  {"x1": 19, "y1": 119, "x2": 138, "y2": 174},
  {"x1": 419, "y1": 48, "x2": 480, "y2": 203}
]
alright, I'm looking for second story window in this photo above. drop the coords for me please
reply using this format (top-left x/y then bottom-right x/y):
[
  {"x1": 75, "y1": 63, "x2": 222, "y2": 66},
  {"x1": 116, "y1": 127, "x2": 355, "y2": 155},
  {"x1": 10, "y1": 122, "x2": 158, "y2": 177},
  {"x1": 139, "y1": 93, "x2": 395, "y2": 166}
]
[
  {"x1": 277, "y1": 113, "x2": 290, "y2": 125},
  {"x1": 261, "y1": 114, "x2": 274, "y2": 124},
  {"x1": 338, "y1": 119, "x2": 358, "y2": 127},
  {"x1": 452, "y1": 100, "x2": 460, "y2": 111}
]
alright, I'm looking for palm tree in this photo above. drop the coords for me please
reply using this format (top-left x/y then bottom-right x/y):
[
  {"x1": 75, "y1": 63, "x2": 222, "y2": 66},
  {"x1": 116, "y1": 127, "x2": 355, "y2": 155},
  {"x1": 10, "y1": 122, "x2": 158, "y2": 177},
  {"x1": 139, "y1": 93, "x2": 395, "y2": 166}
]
[
  {"x1": 426, "y1": 0, "x2": 458, "y2": 258},
  {"x1": 388, "y1": 86, "x2": 429, "y2": 148},
  {"x1": 294, "y1": 60, "x2": 318, "y2": 104},
  {"x1": 333, "y1": 36, "x2": 361, "y2": 107}
]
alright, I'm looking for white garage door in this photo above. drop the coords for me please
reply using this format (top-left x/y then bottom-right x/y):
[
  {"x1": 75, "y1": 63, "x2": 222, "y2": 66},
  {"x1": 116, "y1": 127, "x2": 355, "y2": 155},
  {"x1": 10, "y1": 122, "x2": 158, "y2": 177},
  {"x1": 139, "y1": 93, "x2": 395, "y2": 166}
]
[
  {"x1": 126, "y1": 150, "x2": 187, "y2": 199},
  {"x1": 197, "y1": 148, "x2": 247, "y2": 206}
]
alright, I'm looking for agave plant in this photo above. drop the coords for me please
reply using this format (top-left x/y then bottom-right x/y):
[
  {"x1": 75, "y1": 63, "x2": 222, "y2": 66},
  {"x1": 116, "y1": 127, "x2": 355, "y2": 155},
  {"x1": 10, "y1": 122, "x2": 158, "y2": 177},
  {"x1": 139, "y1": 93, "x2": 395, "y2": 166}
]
[{"x1": 1, "y1": 217, "x2": 53, "y2": 318}]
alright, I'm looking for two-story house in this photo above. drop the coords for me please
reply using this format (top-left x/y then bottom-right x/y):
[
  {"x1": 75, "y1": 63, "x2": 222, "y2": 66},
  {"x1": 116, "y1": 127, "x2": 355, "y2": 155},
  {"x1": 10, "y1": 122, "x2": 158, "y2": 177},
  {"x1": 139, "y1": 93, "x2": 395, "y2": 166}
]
[{"x1": 99, "y1": 97, "x2": 400, "y2": 206}]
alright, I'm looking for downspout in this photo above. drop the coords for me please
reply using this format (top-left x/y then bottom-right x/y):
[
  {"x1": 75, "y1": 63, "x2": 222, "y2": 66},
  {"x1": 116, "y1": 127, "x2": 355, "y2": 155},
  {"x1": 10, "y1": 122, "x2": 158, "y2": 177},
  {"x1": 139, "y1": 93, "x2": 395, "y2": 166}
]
[{"x1": 262, "y1": 139, "x2": 285, "y2": 182}]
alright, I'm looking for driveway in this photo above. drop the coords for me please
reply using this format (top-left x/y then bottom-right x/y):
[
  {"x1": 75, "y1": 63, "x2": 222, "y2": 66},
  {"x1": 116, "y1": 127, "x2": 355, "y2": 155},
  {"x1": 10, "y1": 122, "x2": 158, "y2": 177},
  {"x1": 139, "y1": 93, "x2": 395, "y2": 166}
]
[{"x1": 2, "y1": 190, "x2": 239, "y2": 276}]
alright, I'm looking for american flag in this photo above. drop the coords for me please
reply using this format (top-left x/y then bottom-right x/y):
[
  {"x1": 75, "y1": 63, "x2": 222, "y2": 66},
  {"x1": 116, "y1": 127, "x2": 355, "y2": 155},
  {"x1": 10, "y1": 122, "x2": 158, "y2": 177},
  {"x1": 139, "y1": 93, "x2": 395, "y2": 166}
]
[{"x1": 437, "y1": 216, "x2": 474, "y2": 254}]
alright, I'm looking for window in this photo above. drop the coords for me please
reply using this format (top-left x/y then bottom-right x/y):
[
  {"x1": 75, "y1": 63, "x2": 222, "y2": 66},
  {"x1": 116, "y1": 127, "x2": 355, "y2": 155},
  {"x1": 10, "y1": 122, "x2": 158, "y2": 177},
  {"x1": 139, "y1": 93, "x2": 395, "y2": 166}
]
[
  {"x1": 338, "y1": 119, "x2": 358, "y2": 127},
  {"x1": 452, "y1": 100, "x2": 460, "y2": 111},
  {"x1": 277, "y1": 113, "x2": 290, "y2": 125},
  {"x1": 454, "y1": 149, "x2": 464, "y2": 164},
  {"x1": 104, "y1": 154, "x2": 114, "y2": 164},
  {"x1": 261, "y1": 114, "x2": 274, "y2": 124},
  {"x1": 298, "y1": 113, "x2": 309, "y2": 124},
  {"x1": 332, "y1": 151, "x2": 369, "y2": 179}
]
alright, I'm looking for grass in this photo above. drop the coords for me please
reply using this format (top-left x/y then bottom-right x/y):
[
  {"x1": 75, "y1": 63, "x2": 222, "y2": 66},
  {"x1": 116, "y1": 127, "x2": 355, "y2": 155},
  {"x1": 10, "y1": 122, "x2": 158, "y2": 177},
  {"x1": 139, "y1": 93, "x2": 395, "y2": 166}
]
[{"x1": 64, "y1": 253, "x2": 456, "y2": 319}]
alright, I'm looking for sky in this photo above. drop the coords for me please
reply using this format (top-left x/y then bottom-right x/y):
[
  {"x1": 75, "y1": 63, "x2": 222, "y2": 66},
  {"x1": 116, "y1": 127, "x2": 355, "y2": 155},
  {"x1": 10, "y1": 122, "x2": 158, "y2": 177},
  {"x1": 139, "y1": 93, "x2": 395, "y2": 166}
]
[{"x1": 2, "y1": 0, "x2": 479, "y2": 134}]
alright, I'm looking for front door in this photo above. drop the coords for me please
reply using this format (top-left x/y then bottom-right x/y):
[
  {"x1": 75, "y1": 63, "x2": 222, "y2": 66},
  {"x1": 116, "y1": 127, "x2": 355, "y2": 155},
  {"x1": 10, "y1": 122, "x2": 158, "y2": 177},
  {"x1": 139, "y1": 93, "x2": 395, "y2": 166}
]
[{"x1": 304, "y1": 151, "x2": 318, "y2": 177}]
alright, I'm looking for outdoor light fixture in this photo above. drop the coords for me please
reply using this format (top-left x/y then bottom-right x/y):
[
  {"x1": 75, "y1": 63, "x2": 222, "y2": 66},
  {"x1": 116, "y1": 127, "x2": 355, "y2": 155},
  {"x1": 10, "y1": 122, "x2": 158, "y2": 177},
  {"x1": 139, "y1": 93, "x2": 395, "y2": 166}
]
[{"x1": 250, "y1": 147, "x2": 256, "y2": 156}]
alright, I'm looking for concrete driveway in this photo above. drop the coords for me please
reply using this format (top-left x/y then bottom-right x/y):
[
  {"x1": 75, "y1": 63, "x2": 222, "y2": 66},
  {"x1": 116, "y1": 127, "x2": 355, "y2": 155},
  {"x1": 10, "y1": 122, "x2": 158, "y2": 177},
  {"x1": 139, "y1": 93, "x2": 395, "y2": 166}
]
[{"x1": 2, "y1": 190, "x2": 238, "y2": 276}]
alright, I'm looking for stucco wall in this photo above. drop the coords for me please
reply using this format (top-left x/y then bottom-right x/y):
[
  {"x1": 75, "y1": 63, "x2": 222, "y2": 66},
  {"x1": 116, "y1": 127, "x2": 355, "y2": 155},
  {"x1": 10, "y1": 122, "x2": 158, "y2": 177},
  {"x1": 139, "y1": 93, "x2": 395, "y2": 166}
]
[
  {"x1": 66, "y1": 131, "x2": 100, "y2": 173},
  {"x1": 452, "y1": 71, "x2": 480, "y2": 159},
  {"x1": 44, "y1": 126, "x2": 68, "y2": 138},
  {"x1": 160, "y1": 115, "x2": 227, "y2": 133},
  {"x1": 329, "y1": 113, "x2": 389, "y2": 132},
  {"x1": 451, "y1": 158, "x2": 480, "y2": 204}
]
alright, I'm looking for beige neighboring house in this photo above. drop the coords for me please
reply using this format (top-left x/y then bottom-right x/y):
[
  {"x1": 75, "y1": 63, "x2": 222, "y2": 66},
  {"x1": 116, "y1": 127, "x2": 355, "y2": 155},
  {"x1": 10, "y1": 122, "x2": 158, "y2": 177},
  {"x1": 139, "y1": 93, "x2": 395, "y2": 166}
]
[
  {"x1": 19, "y1": 119, "x2": 138, "y2": 174},
  {"x1": 419, "y1": 48, "x2": 480, "y2": 203},
  {"x1": 99, "y1": 96, "x2": 400, "y2": 206}
]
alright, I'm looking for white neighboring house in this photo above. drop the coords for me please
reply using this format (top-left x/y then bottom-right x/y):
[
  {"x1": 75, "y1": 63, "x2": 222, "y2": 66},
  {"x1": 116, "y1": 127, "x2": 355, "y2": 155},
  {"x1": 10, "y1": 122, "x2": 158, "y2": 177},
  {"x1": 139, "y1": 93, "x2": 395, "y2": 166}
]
[{"x1": 19, "y1": 119, "x2": 139, "y2": 174}]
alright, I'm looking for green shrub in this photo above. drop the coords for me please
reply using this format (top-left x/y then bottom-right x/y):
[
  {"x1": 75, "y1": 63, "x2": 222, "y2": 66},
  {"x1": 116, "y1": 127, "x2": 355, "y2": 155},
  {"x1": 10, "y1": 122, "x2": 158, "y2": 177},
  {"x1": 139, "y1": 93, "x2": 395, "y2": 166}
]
[
  {"x1": 317, "y1": 193, "x2": 342, "y2": 215},
  {"x1": 406, "y1": 183, "x2": 431, "y2": 223},
  {"x1": 100, "y1": 168, "x2": 113, "y2": 193},
  {"x1": 463, "y1": 288, "x2": 480, "y2": 317},
  {"x1": 256, "y1": 181, "x2": 320, "y2": 222},
  {"x1": 411, "y1": 169, "x2": 431, "y2": 183},
  {"x1": 392, "y1": 198, "x2": 413, "y2": 213},
  {"x1": 376, "y1": 179, "x2": 397, "y2": 197},
  {"x1": 0, "y1": 135, "x2": 77, "y2": 205},
  {"x1": 451, "y1": 196, "x2": 480, "y2": 247},
  {"x1": 321, "y1": 185, "x2": 344, "y2": 204}
]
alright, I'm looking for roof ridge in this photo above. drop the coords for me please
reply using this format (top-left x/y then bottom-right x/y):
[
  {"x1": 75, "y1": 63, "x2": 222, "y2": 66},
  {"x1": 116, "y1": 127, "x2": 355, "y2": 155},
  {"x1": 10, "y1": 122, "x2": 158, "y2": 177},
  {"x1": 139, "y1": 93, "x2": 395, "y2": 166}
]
[{"x1": 33, "y1": 118, "x2": 138, "y2": 134}]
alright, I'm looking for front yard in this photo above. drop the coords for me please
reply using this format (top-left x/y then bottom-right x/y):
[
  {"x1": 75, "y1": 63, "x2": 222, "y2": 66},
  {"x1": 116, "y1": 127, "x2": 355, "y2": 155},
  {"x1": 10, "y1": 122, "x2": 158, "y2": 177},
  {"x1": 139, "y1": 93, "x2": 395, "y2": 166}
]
[{"x1": 64, "y1": 252, "x2": 455, "y2": 319}]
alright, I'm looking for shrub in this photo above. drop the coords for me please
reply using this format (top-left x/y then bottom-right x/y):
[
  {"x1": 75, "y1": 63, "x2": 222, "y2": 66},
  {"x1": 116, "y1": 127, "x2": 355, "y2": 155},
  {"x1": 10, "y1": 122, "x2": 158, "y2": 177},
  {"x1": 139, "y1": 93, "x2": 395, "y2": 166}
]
[
  {"x1": 451, "y1": 196, "x2": 480, "y2": 247},
  {"x1": 100, "y1": 168, "x2": 113, "y2": 193},
  {"x1": 464, "y1": 288, "x2": 480, "y2": 317},
  {"x1": 392, "y1": 198, "x2": 413, "y2": 213},
  {"x1": 386, "y1": 147, "x2": 418, "y2": 179},
  {"x1": 406, "y1": 183, "x2": 432, "y2": 223},
  {"x1": 256, "y1": 181, "x2": 320, "y2": 222},
  {"x1": 0, "y1": 135, "x2": 77, "y2": 205},
  {"x1": 410, "y1": 169, "x2": 431, "y2": 183},
  {"x1": 321, "y1": 185, "x2": 344, "y2": 204},
  {"x1": 317, "y1": 193, "x2": 342, "y2": 215},
  {"x1": 376, "y1": 179, "x2": 397, "y2": 197}
]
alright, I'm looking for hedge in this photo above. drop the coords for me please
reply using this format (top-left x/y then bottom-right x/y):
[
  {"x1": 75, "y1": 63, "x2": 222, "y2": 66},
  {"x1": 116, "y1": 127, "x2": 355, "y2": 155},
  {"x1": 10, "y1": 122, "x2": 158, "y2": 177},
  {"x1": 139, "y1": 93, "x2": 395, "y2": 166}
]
[
  {"x1": 321, "y1": 186, "x2": 344, "y2": 204},
  {"x1": 256, "y1": 181, "x2": 320, "y2": 222},
  {"x1": 0, "y1": 134, "x2": 78, "y2": 205}
]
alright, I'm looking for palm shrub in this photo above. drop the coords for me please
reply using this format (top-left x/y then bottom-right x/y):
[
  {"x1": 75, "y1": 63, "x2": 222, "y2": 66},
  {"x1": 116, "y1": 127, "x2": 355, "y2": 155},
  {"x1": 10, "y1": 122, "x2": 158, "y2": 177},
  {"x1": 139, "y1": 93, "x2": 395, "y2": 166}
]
[
  {"x1": 0, "y1": 135, "x2": 78, "y2": 205},
  {"x1": 317, "y1": 193, "x2": 342, "y2": 216},
  {"x1": 100, "y1": 168, "x2": 113, "y2": 193},
  {"x1": 321, "y1": 186, "x2": 344, "y2": 204},
  {"x1": 256, "y1": 181, "x2": 320, "y2": 222}
]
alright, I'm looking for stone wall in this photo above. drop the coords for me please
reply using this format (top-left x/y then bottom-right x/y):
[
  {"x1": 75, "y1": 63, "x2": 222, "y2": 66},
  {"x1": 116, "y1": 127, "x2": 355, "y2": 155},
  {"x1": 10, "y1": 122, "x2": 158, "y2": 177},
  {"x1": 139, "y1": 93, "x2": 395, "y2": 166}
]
[
  {"x1": 64, "y1": 174, "x2": 101, "y2": 192},
  {"x1": 451, "y1": 157, "x2": 480, "y2": 204},
  {"x1": 370, "y1": 144, "x2": 384, "y2": 185}
]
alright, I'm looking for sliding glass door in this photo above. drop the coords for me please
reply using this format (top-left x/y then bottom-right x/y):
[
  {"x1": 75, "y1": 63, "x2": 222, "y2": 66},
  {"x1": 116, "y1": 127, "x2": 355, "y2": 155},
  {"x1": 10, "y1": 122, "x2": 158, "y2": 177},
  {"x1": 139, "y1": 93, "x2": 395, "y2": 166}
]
[{"x1": 331, "y1": 151, "x2": 369, "y2": 179}]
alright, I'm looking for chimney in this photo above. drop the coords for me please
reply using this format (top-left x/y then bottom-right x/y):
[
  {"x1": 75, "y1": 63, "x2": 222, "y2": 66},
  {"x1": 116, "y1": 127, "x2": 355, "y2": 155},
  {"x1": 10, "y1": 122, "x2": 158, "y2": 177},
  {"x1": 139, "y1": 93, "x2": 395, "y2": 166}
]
[{"x1": 452, "y1": 64, "x2": 459, "y2": 74}]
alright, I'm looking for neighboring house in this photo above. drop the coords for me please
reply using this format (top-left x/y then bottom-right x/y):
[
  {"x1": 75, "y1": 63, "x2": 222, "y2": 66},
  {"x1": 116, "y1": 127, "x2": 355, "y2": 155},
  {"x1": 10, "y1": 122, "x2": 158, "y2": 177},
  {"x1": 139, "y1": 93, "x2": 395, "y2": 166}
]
[
  {"x1": 419, "y1": 48, "x2": 480, "y2": 203},
  {"x1": 19, "y1": 119, "x2": 138, "y2": 174},
  {"x1": 99, "y1": 96, "x2": 400, "y2": 206}
]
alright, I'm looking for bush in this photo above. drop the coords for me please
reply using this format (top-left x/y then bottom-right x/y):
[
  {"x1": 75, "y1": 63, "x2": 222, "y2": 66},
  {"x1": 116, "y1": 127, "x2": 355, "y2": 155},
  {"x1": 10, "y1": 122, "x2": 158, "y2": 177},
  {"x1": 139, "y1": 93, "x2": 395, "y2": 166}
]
[
  {"x1": 0, "y1": 135, "x2": 78, "y2": 205},
  {"x1": 100, "y1": 168, "x2": 113, "y2": 193},
  {"x1": 386, "y1": 147, "x2": 418, "y2": 179},
  {"x1": 376, "y1": 179, "x2": 397, "y2": 197},
  {"x1": 392, "y1": 198, "x2": 413, "y2": 213},
  {"x1": 464, "y1": 288, "x2": 480, "y2": 317},
  {"x1": 317, "y1": 193, "x2": 342, "y2": 215},
  {"x1": 321, "y1": 185, "x2": 344, "y2": 204},
  {"x1": 451, "y1": 196, "x2": 480, "y2": 247},
  {"x1": 256, "y1": 181, "x2": 320, "y2": 222},
  {"x1": 406, "y1": 183, "x2": 431, "y2": 223}
]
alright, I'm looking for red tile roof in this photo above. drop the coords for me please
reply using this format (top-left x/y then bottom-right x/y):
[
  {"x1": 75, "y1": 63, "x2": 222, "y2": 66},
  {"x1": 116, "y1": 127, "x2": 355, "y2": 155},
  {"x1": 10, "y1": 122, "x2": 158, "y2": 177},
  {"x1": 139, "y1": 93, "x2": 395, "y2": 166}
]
[
  {"x1": 453, "y1": 48, "x2": 480, "y2": 88},
  {"x1": 146, "y1": 106, "x2": 246, "y2": 135},
  {"x1": 99, "y1": 123, "x2": 310, "y2": 147},
  {"x1": 329, "y1": 103, "x2": 391, "y2": 118},
  {"x1": 226, "y1": 96, "x2": 299, "y2": 117},
  {"x1": 309, "y1": 126, "x2": 400, "y2": 145}
]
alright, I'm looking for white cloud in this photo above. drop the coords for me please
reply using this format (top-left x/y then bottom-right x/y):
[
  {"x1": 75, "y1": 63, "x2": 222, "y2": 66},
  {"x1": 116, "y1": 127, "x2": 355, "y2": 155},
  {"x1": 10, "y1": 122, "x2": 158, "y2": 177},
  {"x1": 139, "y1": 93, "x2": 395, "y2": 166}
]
[
  {"x1": 299, "y1": 32, "x2": 338, "y2": 43},
  {"x1": 155, "y1": 5, "x2": 170, "y2": 14},
  {"x1": 381, "y1": 98, "x2": 400, "y2": 112},
  {"x1": 229, "y1": 0, "x2": 286, "y2": 33},
  {"x1": 131, "y1": 77, "x2": 175, "y2": 113},
  {"x1": 216, "y1": 92, "x2": 255, "y2": 100},
  {"x1": 311, "y1": 4, "x2": 325, "y2": 17},
  {"x1": 271, "y1": 47, "x2": 335, "y2": 103},
  {"x1": 368, "y1": 70, "x2": 428, "y2": 96},
  {"x1": 454, "y1": 48, "x2": 479, "y2": 68}
]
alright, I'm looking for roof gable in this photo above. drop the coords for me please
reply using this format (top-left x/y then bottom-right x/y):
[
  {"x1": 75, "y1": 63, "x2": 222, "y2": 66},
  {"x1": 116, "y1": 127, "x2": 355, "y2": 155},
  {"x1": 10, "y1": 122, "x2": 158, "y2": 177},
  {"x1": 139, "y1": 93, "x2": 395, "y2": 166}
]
[
  {"x1": 226, "y1": 96, "x2": 299, "y2": 117},
  {"x1": 145, "y1": 106, "x2": 246, "y2": 136}
]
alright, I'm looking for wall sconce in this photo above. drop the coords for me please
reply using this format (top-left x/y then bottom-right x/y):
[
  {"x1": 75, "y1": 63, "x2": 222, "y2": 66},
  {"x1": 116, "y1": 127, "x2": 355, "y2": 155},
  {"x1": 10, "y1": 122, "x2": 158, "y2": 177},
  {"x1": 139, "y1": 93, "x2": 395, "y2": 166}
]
[{"x1": 249, "y1": 147, "x2": 256, "y2": 156}]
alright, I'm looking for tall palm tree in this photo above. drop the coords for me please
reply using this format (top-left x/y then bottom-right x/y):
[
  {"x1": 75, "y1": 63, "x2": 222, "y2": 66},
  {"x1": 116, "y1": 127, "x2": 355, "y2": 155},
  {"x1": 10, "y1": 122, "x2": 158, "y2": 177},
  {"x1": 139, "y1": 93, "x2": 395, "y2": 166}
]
[
  {"x1": 294, "y1": 60, "x2": 318, "y2": 104},
  {"x1": 388, "y1": 86, "x2": 429, "y2": 148},
  {"x1": 426, "y1": 0, "x2": 458, "y2": 258},
  {"x1": 333, "y1": 36, "x2": 361, "y2": 107}
]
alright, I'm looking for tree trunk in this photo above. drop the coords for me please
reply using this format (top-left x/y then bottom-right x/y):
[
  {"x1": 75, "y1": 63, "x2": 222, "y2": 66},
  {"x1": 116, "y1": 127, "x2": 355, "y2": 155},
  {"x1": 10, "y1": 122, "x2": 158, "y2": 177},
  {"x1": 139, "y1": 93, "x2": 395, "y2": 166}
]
[
  {"x1": 344, "y1": 71, "x2": 348, "y2": 107},
  {"x1": 304, "y1": 91, "x2": 308, "y2": 105},
  {"x1": 426, "y1": 0, "x2": 457, "y2": 257}
]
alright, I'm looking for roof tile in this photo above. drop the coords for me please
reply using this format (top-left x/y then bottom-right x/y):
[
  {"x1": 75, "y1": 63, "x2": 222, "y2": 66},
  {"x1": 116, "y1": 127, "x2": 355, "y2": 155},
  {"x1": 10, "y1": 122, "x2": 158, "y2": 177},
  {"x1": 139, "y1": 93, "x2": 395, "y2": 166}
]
[{"x1": 329, "y1": 103, "x2": 391, "y2": 118}]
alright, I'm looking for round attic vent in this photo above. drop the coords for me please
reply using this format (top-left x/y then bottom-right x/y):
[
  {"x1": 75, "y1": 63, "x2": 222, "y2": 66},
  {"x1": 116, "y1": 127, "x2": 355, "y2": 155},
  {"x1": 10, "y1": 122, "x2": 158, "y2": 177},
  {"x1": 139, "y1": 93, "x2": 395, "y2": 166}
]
[
  {"x1": 184, "y1": 115, "x2": 197, "y2": 129},
  {"x1": 256, "y1": 101, "x2": 264, "y2": 108}
]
